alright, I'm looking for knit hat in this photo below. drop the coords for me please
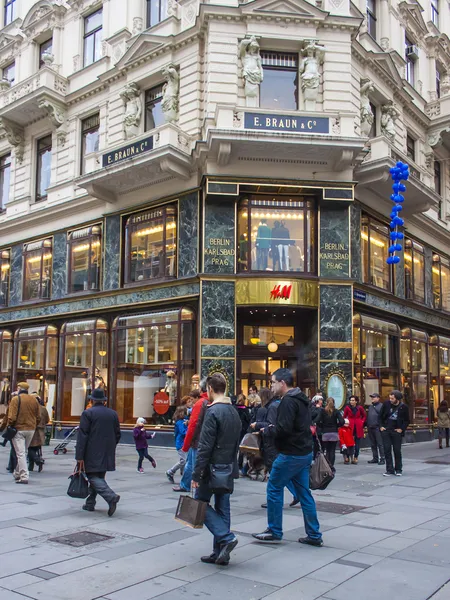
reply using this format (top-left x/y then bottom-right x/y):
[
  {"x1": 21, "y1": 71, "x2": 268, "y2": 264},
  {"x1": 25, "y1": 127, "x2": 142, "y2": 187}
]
[{"x1": 137, "y1": 417, "x2": 146, "y2": 425}]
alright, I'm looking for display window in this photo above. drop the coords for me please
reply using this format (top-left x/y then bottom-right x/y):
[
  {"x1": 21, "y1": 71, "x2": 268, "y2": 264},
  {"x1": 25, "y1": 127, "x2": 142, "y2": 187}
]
[
  {"x1": 361, "y1": 216, "x2": 391, "y2": 291},
  {"x1": 68, "y1": 225, "x2": 102, "y2": 294},
  {"x1": 404, "y1": 239, "x2": 425, "y2": 303},
  {"x1": 400, "y1": 328, "x2": 428, "y2": 424},
  {"x1": 429, "y1": 335, "x2": 450, "y2": 422},
  {"x1": 353, "y1": 314, "x2": 400, "y2": 405},
  {"x1": 237, "y1": 196, "x2": 315, "y2": 274},
  {"x1": 432, "y1": 254, "x2": 450, "y2": 312},
  {"x1": 112, "y1": 308, "x2": 195, "y2": 425},
  {"x1": 14, "y1": 325, "x2": 58, "y2": 419},
  {"x1": 23, "y1": 239, "x2": 52, "y2": 301},
  {"x1": 0, "y1": 249, "x2": 9, "y2": 307},
  {"x1": 60, "y1": 319, "x2": 108, "y2": 421},
  {"x1": 125, "y1": 205, "x2": 177, "y2": 284},
  {"x1": 0, "y1": 330, "x2": 12, "y2": 405}
]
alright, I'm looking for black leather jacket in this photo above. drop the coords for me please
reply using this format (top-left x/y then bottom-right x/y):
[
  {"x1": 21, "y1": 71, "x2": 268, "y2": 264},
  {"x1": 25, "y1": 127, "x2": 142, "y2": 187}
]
[{"x1": 192, "y1": 400, "x2": 242, "y2": 484}]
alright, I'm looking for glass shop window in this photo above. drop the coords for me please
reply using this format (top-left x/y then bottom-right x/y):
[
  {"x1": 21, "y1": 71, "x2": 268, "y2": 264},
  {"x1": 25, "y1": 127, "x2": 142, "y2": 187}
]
[
  {"x1": 361, "y1": 215, "x2": 391, "y2": 291},
  {"x1": 23, "y1": 239, "x2": 52, "y2": 301},
  {"x1": 237, "y1": 196, "x2": 315, "y2": 274},
  {"x1": 400, "y1": 328, "x2": 429, "y2": 424},
  {"x1": 432, "y1": 254, "x2": 450, "y2": 312},
  {"x1": 68, "y1": 225, "x2": 102, "y2": 294},
  {"x1": 0, "y1": 249, "x2": 9, "y2": 307},
  {"x1": 404, "y1": 239, "x2": 425, "y2": 303},
  {"x1": 430, "y1": 335, "x2": 450, "y2": 423},
  {"x1": 125, "y1": 205, "x2": 177, "y2": 284}
]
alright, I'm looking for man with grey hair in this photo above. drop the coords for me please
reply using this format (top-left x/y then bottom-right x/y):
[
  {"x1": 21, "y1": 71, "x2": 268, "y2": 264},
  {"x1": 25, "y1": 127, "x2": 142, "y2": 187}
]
[
  {"x1": 172, "y1": 377, "x2": 210, "y2": 492},
  {"x1": 8, "y1": 382, "x2": 40, "y2": 484}
]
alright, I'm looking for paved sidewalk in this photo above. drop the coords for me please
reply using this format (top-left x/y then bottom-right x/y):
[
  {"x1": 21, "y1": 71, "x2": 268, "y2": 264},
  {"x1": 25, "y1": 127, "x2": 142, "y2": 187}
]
[{"x1": 0, "y1": 440, "x2": 450, "y2": 599}]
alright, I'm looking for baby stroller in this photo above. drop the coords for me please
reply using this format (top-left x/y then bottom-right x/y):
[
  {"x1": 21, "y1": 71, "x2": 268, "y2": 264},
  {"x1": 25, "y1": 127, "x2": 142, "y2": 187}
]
[
  {"x1": 53, "y1": 426, "x2": 79, "y2": 455},
  {"x1": 239, "y1": 432, "x2": 266, "y2": 482}
]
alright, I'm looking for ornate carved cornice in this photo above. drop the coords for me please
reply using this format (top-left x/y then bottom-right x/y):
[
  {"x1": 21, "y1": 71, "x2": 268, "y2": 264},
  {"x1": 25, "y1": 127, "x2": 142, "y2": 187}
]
[
  {"x1": 0, "y1": 117, "x2": 24, "y2": 162},
  {"x1": 38, "y1": 98, "x2": 66, "y2": 129}
]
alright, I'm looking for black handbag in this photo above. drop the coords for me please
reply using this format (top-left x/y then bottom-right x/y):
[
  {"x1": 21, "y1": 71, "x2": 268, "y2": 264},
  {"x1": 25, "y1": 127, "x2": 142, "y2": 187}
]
[
  {"x1": 67, "y1": 467, "x2": 90, "y2": 499},
  {"x1": 209, "y1": 463, "x2": 234, "y2": 494},
  {"x1": 2, "y1": 396, "x2": 21, "y2": 442}
]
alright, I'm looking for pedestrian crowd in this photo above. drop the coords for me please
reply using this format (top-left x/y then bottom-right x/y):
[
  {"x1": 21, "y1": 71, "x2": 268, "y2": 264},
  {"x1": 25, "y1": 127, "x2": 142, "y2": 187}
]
[{"x1": 2, "y1": 372, "x2": 436, "y2": 567}]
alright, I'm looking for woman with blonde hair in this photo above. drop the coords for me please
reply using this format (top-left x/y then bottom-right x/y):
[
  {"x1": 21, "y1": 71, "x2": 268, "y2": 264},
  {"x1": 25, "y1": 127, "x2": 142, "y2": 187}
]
[{"x1": 317, "y1": 397, "x2": 344, "y2": 471}]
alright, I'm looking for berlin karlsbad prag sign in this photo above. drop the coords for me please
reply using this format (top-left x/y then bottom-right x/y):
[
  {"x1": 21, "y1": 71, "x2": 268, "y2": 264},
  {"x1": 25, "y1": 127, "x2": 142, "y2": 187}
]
[
  {"x1": 102, "y1": 136, "x2": 154, "y2": 167},
  {"x1": 244, "y1": 112, "x2": 330, "y2": 134}
]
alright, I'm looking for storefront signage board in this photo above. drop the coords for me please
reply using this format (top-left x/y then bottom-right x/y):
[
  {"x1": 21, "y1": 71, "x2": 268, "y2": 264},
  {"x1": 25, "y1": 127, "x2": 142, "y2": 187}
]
[
  {"x1": 204, "y1": 236, "x2": 235, "y2": 270},
  {"x1": 236, "y1": 280, "x2": 318, "y2": 307},
  {"x1": 244, "y1": 113, "x2": 329, "y2": 134},
  {"x1": 102, "y1": 136, "x2": 154, "y2": 167},
  {"x1": 353, "y1": 289, "x2": 367, "y2": 302}
]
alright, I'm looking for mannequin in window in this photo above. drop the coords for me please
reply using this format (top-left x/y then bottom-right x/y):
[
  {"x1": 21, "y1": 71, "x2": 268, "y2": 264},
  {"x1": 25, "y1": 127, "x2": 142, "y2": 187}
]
[
  {"x1": 239, "y1": 234, "x2": 248, "y2": 270},
  {"x1": 273, "y1": 219, "x2": 291, "y2": 271},
  {"x1": 256, "y1": 219, "x2": 271, "y2": 270},
  {"x1": 271, "y1": 221, "x2": 281, "y2": 271},
  {"x1": 0, "y1": 377, "x2": 10, "y2": 405}
]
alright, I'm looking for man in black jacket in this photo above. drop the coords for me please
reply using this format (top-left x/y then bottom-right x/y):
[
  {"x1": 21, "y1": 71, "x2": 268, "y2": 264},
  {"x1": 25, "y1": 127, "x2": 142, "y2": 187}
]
[
  {"x1": 192, "y1": 373, "x2": 242, "y2": 566},
  {"x1": 253, "y1": 368, "x2": 322, "y2": 546},
  {"x1": 367, "y1": 393, "x2": 385, "y2": 465},
  {"x1": 380, "y1": 390, "x2": 410, "y2": 477},
  {"x1": 76, "y1": 388, "x2": 121, "y2": 516}
]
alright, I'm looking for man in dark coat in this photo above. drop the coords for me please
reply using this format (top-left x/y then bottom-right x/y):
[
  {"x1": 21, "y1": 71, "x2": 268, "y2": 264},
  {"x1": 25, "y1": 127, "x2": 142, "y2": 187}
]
[
  {"x1": 192, "y1": 373, "x2": 242, "y2": 566},
  {"x1": 253, "y1": 368, "x2": 322, "y2": 546},
  {"x1": 75, "y1": 388, "x2": 121, "y2": 516}
]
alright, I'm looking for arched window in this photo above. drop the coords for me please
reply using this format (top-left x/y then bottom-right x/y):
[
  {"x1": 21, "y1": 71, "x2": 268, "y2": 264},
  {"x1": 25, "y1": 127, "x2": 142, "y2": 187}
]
[
  {"x1": 68, "y1": 225, "x2": 102, "y2": 294},
  {"x1": 23, "y1": 239, "x2": 52, "y2": 301},
  {"x1": 125, "y1": 205, "x2": 177, "y2": 284},
  {"x1": 14, "y1": 325, "x2": 58, "y2": 418},
  {"x1": 61, "y1": 319, "x2": 108, "y2": 421}
]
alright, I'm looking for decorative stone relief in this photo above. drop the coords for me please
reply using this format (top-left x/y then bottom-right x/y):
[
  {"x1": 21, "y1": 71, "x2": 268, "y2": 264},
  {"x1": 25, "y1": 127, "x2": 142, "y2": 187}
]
[
  {"x1": 182, "y1": 1, "x2": 197, "y2": 29},
  {"x1": 441, "y1": 75, "x2": 450, "y2": 96},
  {"x1": 428, "y1": 131, "x2": 443, "y2": 148},
  {"x1": 360, "y1": 78, "x2": 374, "y2": 137},
  {"x1": 73, "y1": 54, "x2": 80, "y2": 72},
  {"x1": 161, "y1": 64, "x2": 179, "y2": 123},
  {"x1": 380, "y1": 101, "x2": 399, "y2": 143},
  {"x1": 41, "y1": 51, "x2": 55, "y2": 66},
  {"x1": 332, "y1": 116, "x2": 341, "y2": 135},
  {"x1": 56, "y1": 129, "x2": 67, "y2": 147},
  {"x1": 426, "y1": 101, "x2": 441, "y2": 118},
  {"x1": 120, "y1": 82, "x2": 142, "y2": 140},
  {"x1": 0, "y1": 78, "x2": 11, "y2": 91},
  {"x1": 167, "y1": 0, "x2": 178, "y2": 17},
  {"x1": 239, "y1": 36, "x2": 263, "y2": 108},
  {"x1": 38, "y1": 99, "x2": 66, "y2": 128},
  {"x1": 233, "y1": 111, "x2": 243, "y2": 128},
  {"x1": 0, "y1": 118, "x2": 24, "y2": 162},
  {"x1": 300, "y1": 40, "x2": 326, "y2": 111},
  {"x1": 132, "y1": 17, "x2": 143, "y2": 35},
  {"x1": 380, "y1": 38, "x2": 390, "y2": 51},
  {"x1": 113, "y1": 41, "x2": 126, "y2": 63}
]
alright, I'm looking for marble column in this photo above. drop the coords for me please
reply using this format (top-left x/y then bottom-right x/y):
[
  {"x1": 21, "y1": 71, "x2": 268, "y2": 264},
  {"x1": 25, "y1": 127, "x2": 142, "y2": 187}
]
[
  {"x1": 319, "y1": 284, "x2": 353, "y2": 402},
  {"x1": 350, "y1": 203, "x2": 362, "y2": 282},
  {"x1": 203, "y1": 197, "x2": 235, "y2": 275},
  {"x1": 9, "y1": 245, "x2": 22, "y2": 306},
  {"x1": 319, "y1": 205, "x2": 350, "y2": 279},
  {"x1": 200, "y1": 280, "x2": 235, "y2": 394},
  {"x1": 51, "y1": 233, "x2": 67, "y2": 300},
  {"x1": 103, "y1": 215, "x2": 121, "y2": 291},
  {"x1": 178, "y1": 192, "x2": 199, "y2": 278}
]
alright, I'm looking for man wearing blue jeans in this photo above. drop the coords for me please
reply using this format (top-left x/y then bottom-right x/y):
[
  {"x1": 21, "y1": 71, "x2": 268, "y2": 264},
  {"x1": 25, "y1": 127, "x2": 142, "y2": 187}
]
[{"x1": 253, "y1": 368, "x2": 322, "y2": 547}]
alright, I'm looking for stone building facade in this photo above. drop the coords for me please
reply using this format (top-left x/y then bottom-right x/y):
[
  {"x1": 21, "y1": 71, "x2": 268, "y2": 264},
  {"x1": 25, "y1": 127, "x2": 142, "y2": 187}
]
[{"x1": 0, "y1": 0, "x2": 448, "y2": 439}]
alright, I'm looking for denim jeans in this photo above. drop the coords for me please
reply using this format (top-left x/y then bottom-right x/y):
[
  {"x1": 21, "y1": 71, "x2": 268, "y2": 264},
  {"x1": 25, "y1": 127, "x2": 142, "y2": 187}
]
[
  {"x1": 137, "y1": 448, "x2": 154, "y2": 469},
  {"x1": 267, "y1": 452, "x2": 321, "y2": 540},
  {"x1": 85, "y1": 472, "x2": 117, "y2": 508},
  {"x1": 179, "y1": 448, "x2": 197, "y2": 491},
  {"x1": 196, "y1": 482, "x2": 235, "y2": 554}
]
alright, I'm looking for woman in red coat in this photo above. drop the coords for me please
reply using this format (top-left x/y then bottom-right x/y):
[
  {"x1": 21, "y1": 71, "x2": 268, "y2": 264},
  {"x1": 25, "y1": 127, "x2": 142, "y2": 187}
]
[{"x1": 343, "y1": 395, "x2": 366, "y2": 464}]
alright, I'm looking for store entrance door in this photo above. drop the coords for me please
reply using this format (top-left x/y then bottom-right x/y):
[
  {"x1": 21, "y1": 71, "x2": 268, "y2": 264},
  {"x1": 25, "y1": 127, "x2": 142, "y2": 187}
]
[{"x1": 239, "y1": 357, "x2": 298, "y2": 396}]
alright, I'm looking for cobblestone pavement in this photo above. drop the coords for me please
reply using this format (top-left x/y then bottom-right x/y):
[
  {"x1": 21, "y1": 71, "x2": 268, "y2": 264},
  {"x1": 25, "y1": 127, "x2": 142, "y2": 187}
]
[{"x1": 1, "y1": 440, "x2": 450, "y2": 600}]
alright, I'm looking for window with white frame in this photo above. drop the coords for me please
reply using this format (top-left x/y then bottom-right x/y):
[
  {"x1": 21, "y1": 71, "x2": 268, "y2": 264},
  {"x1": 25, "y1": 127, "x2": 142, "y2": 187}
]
[
  {"x1": 2, "y1": 62, "x2": 14, "y2": 85},
  {"x1": 83, "y1": 8, "x2": 103, "y2": 67},
  {"x1": 405, "y1": 35, "x2": 416, "y2": 86},
  {"x1": 431, "y1": 0, "x2": 439, "y2": 28},
  {"x1": 366, "y1": 0, "x2": 377, "y2": 39},
  {"x1": 4, "y1": 0, "x2": 16, "y2": 26}
]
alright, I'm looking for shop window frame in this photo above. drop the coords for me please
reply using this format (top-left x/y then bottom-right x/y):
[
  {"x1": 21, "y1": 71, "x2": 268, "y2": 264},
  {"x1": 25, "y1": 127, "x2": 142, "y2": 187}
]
[
  {"x1": 124, "y1": 203, "x2": 178, "y2": 286},
  {"x1": 59, "y1": 318, "x2": 108, "y2": 422},
  {"x1": 404, "y1": 238, "x2": 425, "y2": 304},
  {"x1": 0, "y1": 329, "x2": 13, "y2": 383},
  {"x1": 432, "y1": 253, "x2": 450, "y2": 312},
  {"x1": 429, "y1": 334, "x2": 450, "y2": 423},
  {"x1": 13, "y1": 325, "x2": 59, "y2": 412},
  {"x1": 22, "y1": 238, "x2": 53, "y2": 302},
  {"x1": 111, "y1": 307, "x2": 196, "y2": 424},
  {"x1": 237, "y1": 194, "x2": 317, "y2": 275},
  {"x1": 361, "y1": 215, "x2": 393, "y2": 293},
  {"x1": 400, "y1": 327, "x2": 430, "y2": 424},
  {"x1": 67, "y1": 224, "x2": 102, "y2": 295},
  {"x1": 353, "y1": 314, "x2": 400, "y2": 406},
  {"x1": 0, "y1": 248, "x2": 10, "y2": 307}
]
